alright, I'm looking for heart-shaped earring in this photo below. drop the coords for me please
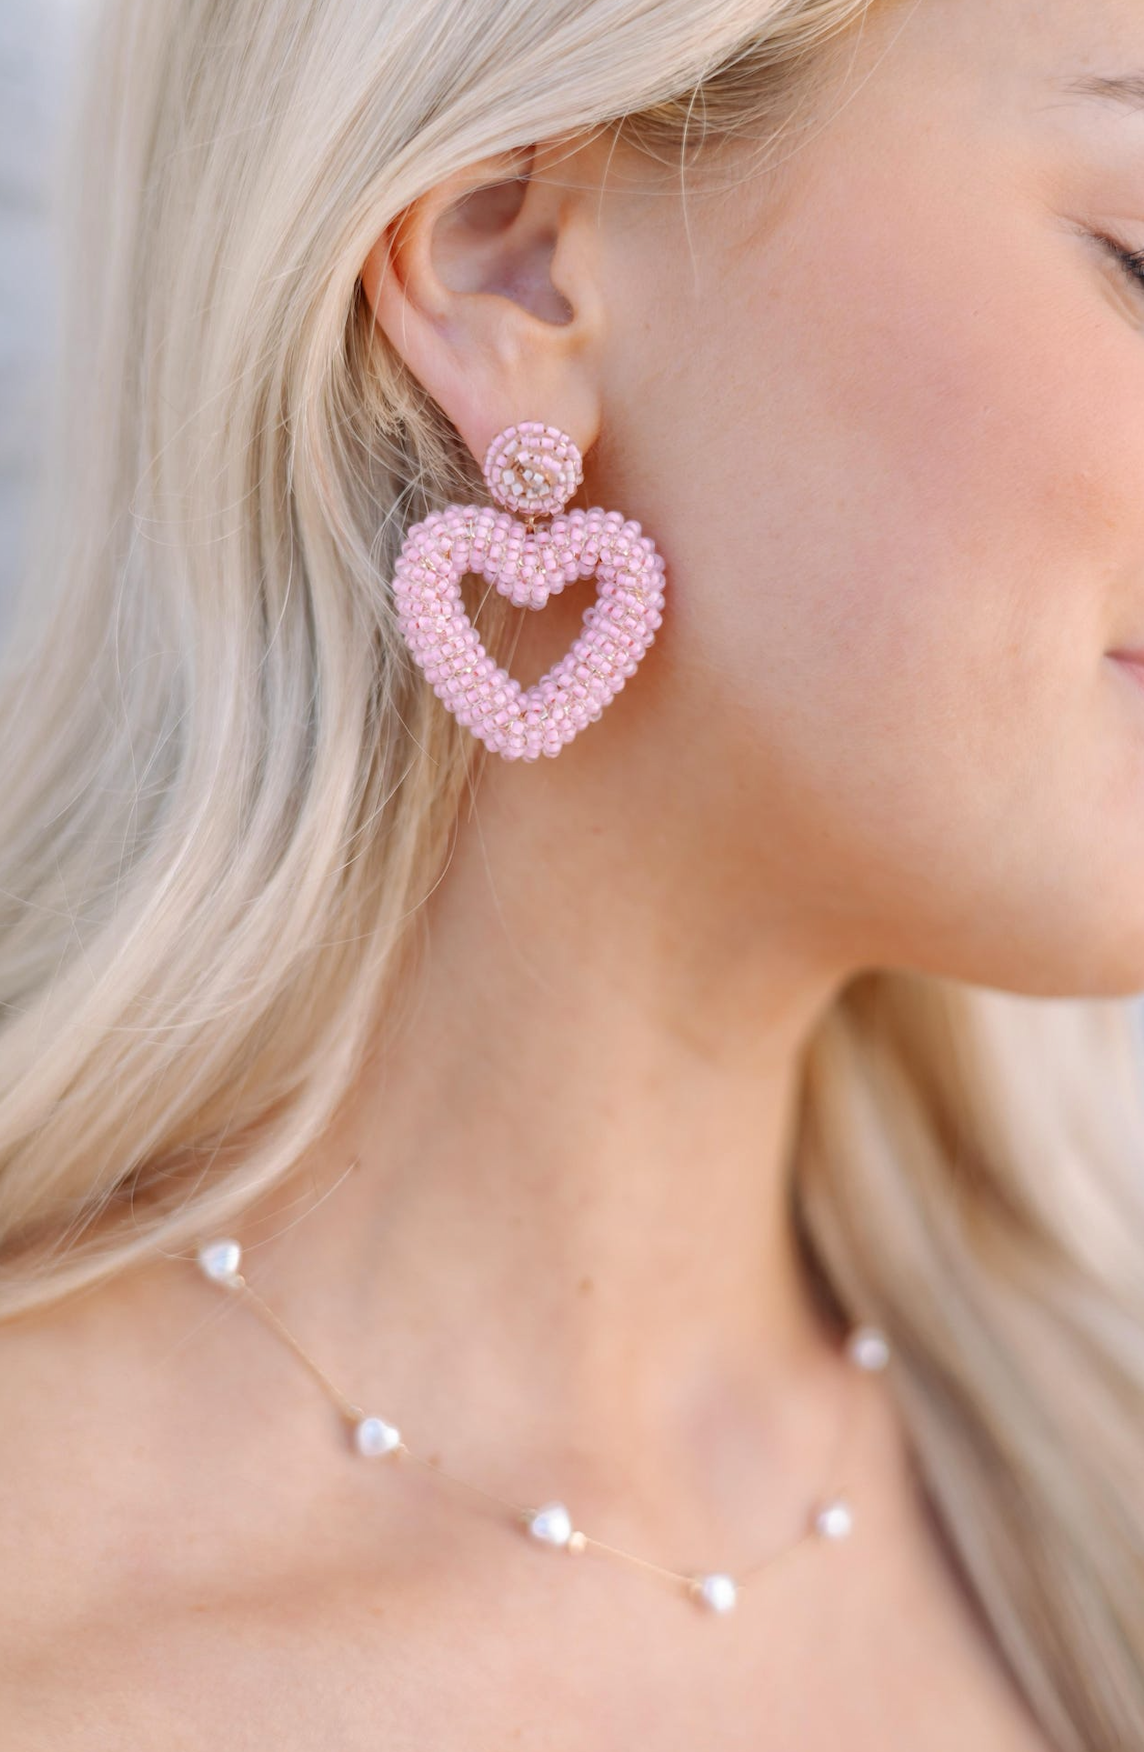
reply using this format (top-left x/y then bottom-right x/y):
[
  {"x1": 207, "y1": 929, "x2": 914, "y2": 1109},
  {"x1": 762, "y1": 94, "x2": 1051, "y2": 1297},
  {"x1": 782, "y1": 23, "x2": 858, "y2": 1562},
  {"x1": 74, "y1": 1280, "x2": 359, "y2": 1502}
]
[{"x1": 390, "y1": 420, "x2": 666, "y2": 762}]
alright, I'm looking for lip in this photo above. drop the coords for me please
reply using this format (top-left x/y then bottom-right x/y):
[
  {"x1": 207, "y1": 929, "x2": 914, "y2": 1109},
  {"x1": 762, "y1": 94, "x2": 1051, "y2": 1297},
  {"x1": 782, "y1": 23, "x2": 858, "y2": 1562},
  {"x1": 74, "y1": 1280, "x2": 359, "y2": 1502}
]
[{"x1": 1109, "y1": 650, "x2": 1144, "y2": 693}]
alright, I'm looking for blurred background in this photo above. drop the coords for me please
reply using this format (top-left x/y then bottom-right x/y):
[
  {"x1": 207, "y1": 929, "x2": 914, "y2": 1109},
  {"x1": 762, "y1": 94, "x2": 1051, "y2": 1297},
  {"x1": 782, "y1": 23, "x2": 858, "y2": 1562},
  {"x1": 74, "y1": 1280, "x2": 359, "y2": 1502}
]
[{"x1": 0, "y1": 0, "x2": 89, "y2": 629}]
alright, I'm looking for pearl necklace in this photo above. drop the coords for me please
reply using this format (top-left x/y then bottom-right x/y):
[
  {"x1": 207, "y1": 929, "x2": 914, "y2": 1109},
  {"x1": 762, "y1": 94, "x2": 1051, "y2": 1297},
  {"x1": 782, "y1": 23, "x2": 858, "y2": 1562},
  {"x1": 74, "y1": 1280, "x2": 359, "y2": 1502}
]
[{"x1": 193, "y1": 1236, "x2": 892, "y2": 1615}]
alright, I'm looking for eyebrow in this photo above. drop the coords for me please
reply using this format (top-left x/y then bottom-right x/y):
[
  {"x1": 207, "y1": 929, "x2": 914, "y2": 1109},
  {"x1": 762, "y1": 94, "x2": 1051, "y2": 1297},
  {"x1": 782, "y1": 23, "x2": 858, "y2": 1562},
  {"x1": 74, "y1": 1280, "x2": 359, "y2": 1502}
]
[{"x1": 1055, "y1": 71, "x2": 1144, "y2": 113}]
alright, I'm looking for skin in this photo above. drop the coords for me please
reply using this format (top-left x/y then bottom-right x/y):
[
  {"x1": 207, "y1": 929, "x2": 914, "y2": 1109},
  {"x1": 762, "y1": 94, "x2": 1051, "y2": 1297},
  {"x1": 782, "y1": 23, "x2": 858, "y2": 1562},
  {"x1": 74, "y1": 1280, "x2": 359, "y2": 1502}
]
[{"x1": 2, "y1": 0, "x2": 1142, "y2": 1743}]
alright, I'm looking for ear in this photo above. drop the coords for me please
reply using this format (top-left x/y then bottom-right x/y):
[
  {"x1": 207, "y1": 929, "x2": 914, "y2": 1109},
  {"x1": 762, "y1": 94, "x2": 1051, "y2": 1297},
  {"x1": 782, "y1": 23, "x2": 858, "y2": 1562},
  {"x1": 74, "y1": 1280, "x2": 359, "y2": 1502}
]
[{"x1": 359, "y1": 137, "x2": 606, "y2": 469}]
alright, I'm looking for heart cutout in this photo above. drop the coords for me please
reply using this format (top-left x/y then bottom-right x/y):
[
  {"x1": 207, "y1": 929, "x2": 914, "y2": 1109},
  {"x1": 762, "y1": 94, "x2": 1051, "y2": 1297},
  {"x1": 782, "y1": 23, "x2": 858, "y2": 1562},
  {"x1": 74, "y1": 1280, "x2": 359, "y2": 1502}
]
[{"x1": 392, "y1": 502, "x2": 666, "y2": 762}]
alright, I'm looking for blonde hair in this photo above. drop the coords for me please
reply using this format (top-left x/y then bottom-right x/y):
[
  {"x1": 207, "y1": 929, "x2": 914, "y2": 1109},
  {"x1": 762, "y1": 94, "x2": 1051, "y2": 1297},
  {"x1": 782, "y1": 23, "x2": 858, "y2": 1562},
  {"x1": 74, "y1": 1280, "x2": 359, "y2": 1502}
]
[{"x1": 1, "y1": 1, "x2": 1143, "y2": 1744}]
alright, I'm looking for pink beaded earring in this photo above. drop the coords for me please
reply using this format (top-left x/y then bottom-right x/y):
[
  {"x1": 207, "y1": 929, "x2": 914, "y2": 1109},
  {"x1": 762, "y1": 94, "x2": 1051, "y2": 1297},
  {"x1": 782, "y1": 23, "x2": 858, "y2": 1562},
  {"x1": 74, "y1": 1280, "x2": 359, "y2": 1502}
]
[{"x1": 390, "y1": 421, "x2": 666, "y2": 762}]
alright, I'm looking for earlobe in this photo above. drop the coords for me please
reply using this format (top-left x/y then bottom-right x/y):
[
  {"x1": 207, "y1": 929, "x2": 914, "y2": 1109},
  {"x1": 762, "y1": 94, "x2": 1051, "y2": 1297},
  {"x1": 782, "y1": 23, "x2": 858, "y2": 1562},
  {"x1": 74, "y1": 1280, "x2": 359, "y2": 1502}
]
[{"x1": 358, "y1": 147, "x2": 603, "y2": 469}]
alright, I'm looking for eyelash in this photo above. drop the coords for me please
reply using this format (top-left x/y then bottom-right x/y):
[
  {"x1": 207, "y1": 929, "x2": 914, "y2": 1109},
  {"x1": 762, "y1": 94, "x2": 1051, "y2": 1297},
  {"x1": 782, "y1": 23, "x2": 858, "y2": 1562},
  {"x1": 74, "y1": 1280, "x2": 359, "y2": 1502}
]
[{"x1": 1099, "y1": 233, "x2": 1144, "y2": 293}]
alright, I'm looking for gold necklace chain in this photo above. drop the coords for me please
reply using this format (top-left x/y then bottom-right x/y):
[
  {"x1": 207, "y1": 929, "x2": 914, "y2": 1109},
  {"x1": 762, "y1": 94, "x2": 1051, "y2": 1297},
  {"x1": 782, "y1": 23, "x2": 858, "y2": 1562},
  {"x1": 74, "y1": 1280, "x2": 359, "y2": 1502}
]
[{"x1": 192, "y1": 1236, "x2": 891, "y2": 1614}]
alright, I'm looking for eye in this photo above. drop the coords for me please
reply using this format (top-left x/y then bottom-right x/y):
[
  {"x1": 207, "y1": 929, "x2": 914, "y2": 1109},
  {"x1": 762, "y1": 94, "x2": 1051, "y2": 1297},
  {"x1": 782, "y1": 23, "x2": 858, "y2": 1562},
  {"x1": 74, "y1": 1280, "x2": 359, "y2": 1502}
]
[{"x1": 1097, "y1": 231, "x2": 1144, "y2": 293}]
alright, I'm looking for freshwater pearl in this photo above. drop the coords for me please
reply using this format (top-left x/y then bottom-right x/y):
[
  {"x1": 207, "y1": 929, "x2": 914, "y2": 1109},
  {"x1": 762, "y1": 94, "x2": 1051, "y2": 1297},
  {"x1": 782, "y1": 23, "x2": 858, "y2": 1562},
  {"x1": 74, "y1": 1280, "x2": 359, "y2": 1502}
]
[
  {"x1": 847, "y1": 1325, "x2": 891, "y2": 1371},
  {"x1": 191, "y1": 1231, "x2": 870, "y2": 1610},
  {"x1": 693, "y1": 1572, "x2": 738, "y2": 1613},
  {"x1": 196, "y1": 1238, "x2": 242, "y2": 1282},
  {"x1": 354, "y1": 1415, "x2": 402, "y2": 1457},
  {"x1": 815, "y1": 1498, "x2": 854, "y2": 1539},
  {"x1": 527, "y1": 1501, "x2": 573, "y2": 1546}
]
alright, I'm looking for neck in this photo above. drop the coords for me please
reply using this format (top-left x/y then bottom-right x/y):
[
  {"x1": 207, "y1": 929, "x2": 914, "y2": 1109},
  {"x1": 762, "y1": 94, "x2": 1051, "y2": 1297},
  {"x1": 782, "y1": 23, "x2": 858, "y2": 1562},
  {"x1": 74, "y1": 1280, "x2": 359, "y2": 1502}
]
[{"x1": 213, "y1": 723, "x2": 866, "y2": 1550}]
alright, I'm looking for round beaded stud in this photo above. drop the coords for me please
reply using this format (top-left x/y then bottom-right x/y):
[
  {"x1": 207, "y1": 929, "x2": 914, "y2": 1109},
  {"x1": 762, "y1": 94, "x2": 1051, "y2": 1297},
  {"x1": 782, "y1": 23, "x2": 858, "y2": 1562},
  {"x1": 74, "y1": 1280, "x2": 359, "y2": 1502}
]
[{"x1": 389, "y1": 420, "x2": 667, "y2": 762}]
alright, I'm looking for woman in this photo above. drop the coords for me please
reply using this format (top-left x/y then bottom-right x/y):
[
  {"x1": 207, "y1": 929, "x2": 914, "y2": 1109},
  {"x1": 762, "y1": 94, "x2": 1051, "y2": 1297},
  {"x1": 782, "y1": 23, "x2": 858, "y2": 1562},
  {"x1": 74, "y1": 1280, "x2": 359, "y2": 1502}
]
[{"x1": 0, "y1": 0, "x2": 1141, "y2": 1743}]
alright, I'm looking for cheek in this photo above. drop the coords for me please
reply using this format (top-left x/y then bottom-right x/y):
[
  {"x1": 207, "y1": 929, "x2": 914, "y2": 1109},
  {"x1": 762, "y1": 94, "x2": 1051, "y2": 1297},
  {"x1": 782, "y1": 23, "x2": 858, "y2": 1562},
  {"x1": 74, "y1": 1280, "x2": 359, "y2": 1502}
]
[
  {"x1": 716, "y1": 166, "x2": 1143, "y2": 795},
  {"x1": 654, "y1": 149, "x2": 1144, "y2": 981}
]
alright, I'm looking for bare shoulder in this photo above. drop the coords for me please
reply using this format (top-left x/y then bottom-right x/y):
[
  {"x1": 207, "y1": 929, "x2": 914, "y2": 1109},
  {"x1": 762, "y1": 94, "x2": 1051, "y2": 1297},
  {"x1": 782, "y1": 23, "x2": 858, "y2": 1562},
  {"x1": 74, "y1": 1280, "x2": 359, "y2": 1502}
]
[
  {"x1": 0, "y1": 1261, "x2": 269, "y2": 1655},
  {"x1": 0, "y1": 1291, "x2": 129, "y2": 1637},
  {"x1": 0, "y1": 1290, "x2": 145, "y2": 1749}
]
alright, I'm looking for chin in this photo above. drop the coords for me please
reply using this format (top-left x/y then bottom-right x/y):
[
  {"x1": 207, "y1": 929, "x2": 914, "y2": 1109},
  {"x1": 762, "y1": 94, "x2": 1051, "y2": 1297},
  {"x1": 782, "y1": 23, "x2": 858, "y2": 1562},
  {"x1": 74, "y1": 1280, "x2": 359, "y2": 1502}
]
[
  {"x1": 904, "y1": 908, "x2": 1144, "y2": 1002},
  {"x1": 985, "y1": 938, "x2": 1144, "y2": 1002}
]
